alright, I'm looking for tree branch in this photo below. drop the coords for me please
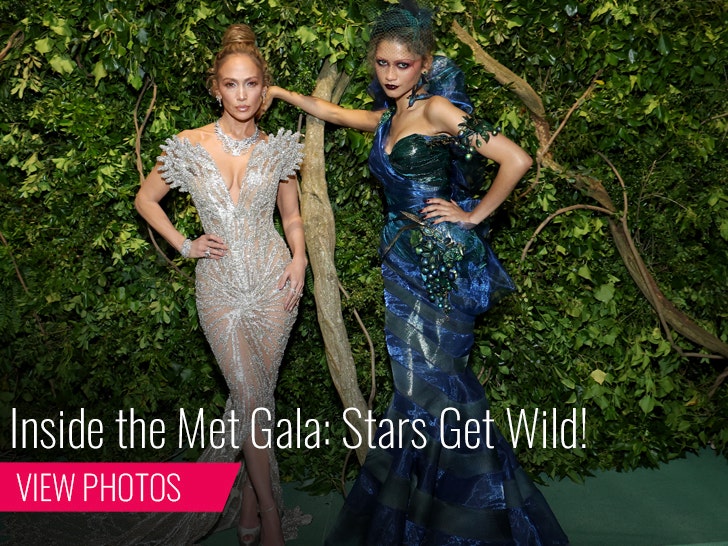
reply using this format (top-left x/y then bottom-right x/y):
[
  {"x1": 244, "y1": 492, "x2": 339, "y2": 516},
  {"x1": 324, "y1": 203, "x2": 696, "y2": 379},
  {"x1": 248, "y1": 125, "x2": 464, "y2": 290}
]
[
  {"x1": 451, "y1": 21, "x2": 545, "y2": 119},
  {"x1": 0, "y1": 30, "x2": 22, "y2": 63},
  {"x1": 133, "y1": 76, "x2": 192, "y2": 281},
  {"x1": 454, "y1": 21, "x2": 728, "y2": 375},
  {"x1": 539, "y1": 70, "x2": 603, "y2": 165},
  {"x1": 338, "y1": 281, "x2": 377, "y2": 409},
  {"x1": 301, "y1": 60, "x2": 370, "y2": 464},
  {"x1": 0, "y1": 231, "x2": 46, "y2": 336},
  {"x1": 520, "y1": 204, "x2": 616, "y2": 261}
]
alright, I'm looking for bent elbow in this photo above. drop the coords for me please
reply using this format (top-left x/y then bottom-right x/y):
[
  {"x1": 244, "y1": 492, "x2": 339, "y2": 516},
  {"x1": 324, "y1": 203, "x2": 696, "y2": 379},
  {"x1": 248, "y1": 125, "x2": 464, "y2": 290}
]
[
  {"x1": 519, "y1": 151, "x2": 534, "y2": 174},
  {"x1": 521, "y1": 152, "x2": 533, "y2": 171},
  {"x1": 134, "y1": 192, "x2": 150, "y2": 218},
  {"x1": 133, "y1": 193, "x2": 143, "y2": 214}
]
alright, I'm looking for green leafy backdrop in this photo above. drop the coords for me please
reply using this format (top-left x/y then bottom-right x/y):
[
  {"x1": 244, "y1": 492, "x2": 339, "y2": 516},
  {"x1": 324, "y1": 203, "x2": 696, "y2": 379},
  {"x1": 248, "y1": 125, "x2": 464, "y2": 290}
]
[{"x1": 1, "y1": 0, "x2": 726, "y2": 491}]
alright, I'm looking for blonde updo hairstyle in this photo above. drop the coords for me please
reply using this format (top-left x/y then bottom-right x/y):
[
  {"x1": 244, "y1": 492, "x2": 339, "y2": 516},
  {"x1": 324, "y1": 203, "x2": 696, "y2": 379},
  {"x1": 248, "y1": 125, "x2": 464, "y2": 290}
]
[{"x1": 207, "y1": 24, "x2": 272, "y2": 120}]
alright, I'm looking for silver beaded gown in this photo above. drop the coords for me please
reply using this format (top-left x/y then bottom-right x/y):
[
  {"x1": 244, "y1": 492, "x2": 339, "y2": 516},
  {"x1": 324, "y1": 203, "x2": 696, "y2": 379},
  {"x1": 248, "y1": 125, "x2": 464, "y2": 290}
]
[
  {"x1": 159, "y1": 128, "x2": 304, "y2": 450},
  {"x1": 1, "y1": 129, "x2": 309, "y2": 545},
  {"x1": 152, "y1": 127, "x2": 309, "y2": 542}
]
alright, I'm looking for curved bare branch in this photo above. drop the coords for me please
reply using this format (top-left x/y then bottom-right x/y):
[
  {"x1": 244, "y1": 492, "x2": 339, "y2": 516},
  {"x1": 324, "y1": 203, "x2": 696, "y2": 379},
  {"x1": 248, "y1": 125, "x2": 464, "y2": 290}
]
[
  {"x1": 0, "y1": 30, "x2": 22, "y2": 63},
  {"x1": 539, "y1": 71, "x2": 603, "y2": 164},
  {"x1": 451, "y1": 21, "x2": 545, "y2": 119},
  {"x1": 453, "y1": 20, "x2": 728, "y2": 370},
  {"x1": 339, "y1": 281, "x2": 378, "y2": 410},
  {"x1": 0, "y1": 231, "x2": 46, "y2": 336},
  {"x1": 520, "y1": 204, "x2": 616, "y2": 261},
  {"x1": 133, "y1": 77, "x2": 192, "y2": 281}
]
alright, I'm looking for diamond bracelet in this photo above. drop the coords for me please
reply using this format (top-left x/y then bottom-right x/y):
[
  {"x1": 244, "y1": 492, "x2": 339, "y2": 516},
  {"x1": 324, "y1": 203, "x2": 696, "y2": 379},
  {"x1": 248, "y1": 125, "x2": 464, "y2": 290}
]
[{"x1": 180, "y1": 238, "x2": 192, "y2": 258}]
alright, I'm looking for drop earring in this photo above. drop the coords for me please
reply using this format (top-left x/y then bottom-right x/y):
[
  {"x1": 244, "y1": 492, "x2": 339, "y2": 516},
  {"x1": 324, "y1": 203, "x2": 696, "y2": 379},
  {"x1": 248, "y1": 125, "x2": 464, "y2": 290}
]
[{"x1": 216, "y1": 95, "x2": 222, "y2": 107}]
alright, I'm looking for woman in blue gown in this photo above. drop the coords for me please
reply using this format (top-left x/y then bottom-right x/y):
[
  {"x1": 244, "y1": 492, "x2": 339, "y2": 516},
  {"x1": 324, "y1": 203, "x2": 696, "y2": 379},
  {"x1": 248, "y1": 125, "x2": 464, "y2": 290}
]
[{"x1": 266, "y1": 4, "x2": 569, "y2": 544}]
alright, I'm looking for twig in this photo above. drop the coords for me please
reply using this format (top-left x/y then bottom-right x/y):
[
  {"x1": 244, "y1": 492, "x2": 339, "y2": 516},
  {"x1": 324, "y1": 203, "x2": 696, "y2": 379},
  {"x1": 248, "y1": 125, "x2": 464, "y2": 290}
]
[
  {"x1": 708, "y1": 366, "x2": 728, "y2": 398},
  {"x1": 336, "y1": 279, "x2": 378, "y2": 499},
  {"x1": 538, "y1": 70, "x2": 603, "y2": 163},
  {"x1": 701, "y1": 112, "x2": 728, "y2": 125},
  {"x1": 134, "y1": 77, "x2": 157, "y2": 180},
  {"x1": 595, "y1": 151, "x2": 628, "y2": 218},
  {"x1": 133, "y1": 76, "x2": 192, "y2": 281},
  {"x1": 0, "y1": 231, "x2": 46, "y2": 335},
  {"x1": 518, "y1": 159, "x2": 546, "y2": 201},
  {"x1": 519, "y1": 71, "x2": 602, "y2": 200},
  {"x1": 338, "y1": 281, "x2": 377, "y2": 409},
  {"x1": 520, "y1": 204, "x2": 615, "y2": 261},
  {"x1": 0, "y1": 30, "x2": 22, "y2": 63}
]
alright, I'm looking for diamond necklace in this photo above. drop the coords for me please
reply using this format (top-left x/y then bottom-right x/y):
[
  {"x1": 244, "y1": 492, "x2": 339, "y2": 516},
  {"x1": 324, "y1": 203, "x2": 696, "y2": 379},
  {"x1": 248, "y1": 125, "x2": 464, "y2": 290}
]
[{"x1": 214, "y1": 120, "x2": 260, "y2": 156}]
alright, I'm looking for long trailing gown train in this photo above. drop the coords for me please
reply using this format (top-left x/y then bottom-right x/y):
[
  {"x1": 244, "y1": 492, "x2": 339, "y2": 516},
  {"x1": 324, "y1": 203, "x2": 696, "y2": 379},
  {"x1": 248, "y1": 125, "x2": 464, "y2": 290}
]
[
  {"x1": 2, "y1": 129, "x2": 311, "y2": 545},
  {"x1": 325, "y1": 58, "x2": 569, "y2": 545}
]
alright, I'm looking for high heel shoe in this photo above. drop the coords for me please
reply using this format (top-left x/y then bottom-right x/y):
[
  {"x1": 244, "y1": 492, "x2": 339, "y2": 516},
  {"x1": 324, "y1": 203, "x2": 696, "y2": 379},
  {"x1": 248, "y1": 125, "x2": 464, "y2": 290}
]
[
  {"x1": 237, "y1": 524, "x2": 260, "y2": 546},
  {"x1": 238, "y1": 479, "x2": 260, "y2": 545}
]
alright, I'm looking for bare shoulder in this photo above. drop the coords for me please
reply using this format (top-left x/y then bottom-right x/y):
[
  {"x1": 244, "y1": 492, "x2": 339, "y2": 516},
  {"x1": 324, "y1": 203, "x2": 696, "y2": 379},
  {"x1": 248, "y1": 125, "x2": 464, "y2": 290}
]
[
  {"x1": 177, "y1": 124, "x2": 215, "y2": 145},
  {"x1": 423, "y1": 95, "x2": 468, "y2": 134}
]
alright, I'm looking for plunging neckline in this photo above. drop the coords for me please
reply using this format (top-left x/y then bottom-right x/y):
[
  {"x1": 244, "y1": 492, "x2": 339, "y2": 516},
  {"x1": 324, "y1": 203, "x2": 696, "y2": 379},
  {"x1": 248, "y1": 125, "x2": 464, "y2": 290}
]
[{"x1": 187, "y1": 136, "x2": 266, "y2": 208}]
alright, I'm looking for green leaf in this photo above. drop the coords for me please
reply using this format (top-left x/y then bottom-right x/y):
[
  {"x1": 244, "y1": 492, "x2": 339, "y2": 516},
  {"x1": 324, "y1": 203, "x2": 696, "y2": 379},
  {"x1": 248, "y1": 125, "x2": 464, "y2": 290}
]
[
  {"x1": 295, "y1": 26, "x2": 318, "y2": 44},
  {"x1": 578, "y1": 264, "x2": 592, "y2": 281},
  {"x1": 50, "y1": 18, "x2": 73, "y2": 37},
  {"x1": 593, "y1": 283, "x2": 615, "y2": 303},
  {"x1": 590, "y1": 369, "x2": 607, "y2": 385},
  {"x1": 35, "y1": 37, "x2": 53, "y2": 54},
  {"x1": 657, "y1": 34, "x2": 671, "y2": 56},
  {"x1": 506, "y1": 16, "x2": 524, "y2": 29},
  {"x1": 720, "y1": 220, "x2": 728, "y2": 241},
  {"x1": 194, "y1": 3, "x2": 214, "y2": 21},
  {"x1": 48, "y1": 54, "x2": 75, "y2": 74},
  {"x1": 92, "y1": 61, "x2": 107, "y2": 85},
  {"x1": 639, "y1": 395, "x2": 655, "y2": 414}
]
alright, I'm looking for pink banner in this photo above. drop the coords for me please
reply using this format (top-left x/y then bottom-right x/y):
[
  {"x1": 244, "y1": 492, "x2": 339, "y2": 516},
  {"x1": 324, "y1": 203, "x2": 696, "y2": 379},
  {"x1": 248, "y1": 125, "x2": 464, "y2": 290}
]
[{"x1": 0, "y1": 462, "x2": 240, "y2": 512}]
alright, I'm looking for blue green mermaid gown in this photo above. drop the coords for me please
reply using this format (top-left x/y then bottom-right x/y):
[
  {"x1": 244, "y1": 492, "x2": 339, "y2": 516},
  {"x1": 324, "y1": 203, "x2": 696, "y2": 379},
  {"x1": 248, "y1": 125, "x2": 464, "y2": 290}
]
[{"x1": 325, "y1": 67, "x2": 569, "y2": 545}]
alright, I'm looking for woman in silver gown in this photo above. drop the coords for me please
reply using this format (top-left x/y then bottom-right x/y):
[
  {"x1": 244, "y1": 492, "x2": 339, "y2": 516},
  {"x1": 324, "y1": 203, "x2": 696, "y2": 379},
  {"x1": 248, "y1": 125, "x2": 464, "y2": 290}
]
[
  {"x1": 135, "y1": 23, "x2": 306, "y2": 546},
  {"x1": 2, "y1": 23, "x2": 309, "y2": 546}
]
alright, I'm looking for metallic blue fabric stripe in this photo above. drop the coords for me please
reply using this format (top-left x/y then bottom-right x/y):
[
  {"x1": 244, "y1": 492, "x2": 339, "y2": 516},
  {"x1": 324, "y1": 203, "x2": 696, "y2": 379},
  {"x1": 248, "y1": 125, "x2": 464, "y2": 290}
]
[{"x1": 325, "y1": 254, "x2": 569, "y2": 545}]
